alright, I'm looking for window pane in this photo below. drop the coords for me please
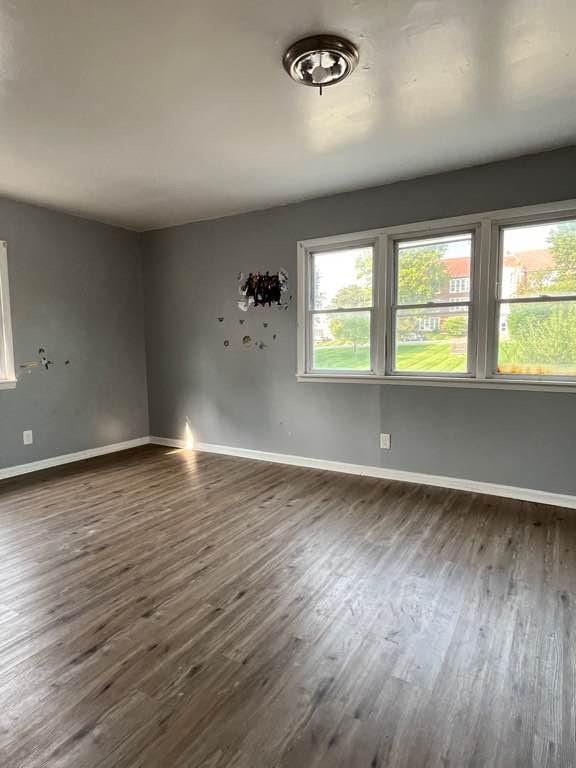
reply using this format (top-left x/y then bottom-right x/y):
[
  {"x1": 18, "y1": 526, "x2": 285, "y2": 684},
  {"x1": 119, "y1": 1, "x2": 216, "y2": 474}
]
[
  {"x1": 501, "y1": 220, "x2": 576, "y2": 299},
  {"x1": 312, "y1": 311, "x2": 371, "y2": 371},
  {"x1": 312, "y1": 246, "x2": 373, "y2": 310},
  {"x1": 396, "y1": 233, "x2": 472, "y2": 305},
  {"x1": 497, "y1": 300, "x2": 576, "y2": 376},
  {"x1": 394, "y1": 306, "x2": 469, "y2": 373}
]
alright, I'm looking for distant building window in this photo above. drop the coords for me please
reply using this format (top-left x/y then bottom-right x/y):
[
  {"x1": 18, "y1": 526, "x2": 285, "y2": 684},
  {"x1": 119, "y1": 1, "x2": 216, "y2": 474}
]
[
  {"x1": 417, "y1": 316, "x2": 441, "y2": 331},
  {"x1": 449, "y1": 277, "x2": 470, "y2": 293}
]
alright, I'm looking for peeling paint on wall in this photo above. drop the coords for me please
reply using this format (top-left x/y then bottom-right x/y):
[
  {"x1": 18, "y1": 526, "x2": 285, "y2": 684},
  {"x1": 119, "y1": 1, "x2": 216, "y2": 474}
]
[
  {"x1": 217, "y1": 269, "x2": 290, "y2": 352},
  {"x1": 39, "y1": 348, "x2": 52, "y2": 370},
  {"x1": 18, "y1": 346, "x2": 71, "y2": 378}
]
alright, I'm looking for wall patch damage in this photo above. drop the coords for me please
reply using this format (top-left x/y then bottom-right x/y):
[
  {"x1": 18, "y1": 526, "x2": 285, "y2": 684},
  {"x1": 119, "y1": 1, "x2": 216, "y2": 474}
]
[
  {"x1": 18, "y1": 347, "x2": 71, "y2": 377},
  {"x1": 217, "y1": 269, "x2": 290, "y2": 351},
  {"x1": 237, "y1": 269, "x2": 288, "y2": 311}
]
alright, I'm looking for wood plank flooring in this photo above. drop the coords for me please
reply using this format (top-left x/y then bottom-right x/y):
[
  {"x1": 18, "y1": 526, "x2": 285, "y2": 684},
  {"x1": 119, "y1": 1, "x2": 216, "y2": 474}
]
[{"x1": 0, "y1": 444, "x2": 574, "y2": 767}]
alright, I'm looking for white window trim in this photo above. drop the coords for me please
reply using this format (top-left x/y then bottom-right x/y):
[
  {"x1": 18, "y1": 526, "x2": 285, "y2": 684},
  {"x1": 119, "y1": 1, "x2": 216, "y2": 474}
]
[
  {"x1": 297, "y1": 198, "x2": 576, "y2": 392},
  {"x1": 0, "y1": 241, "x2": 16, "y2": 389},
  {"x1": 386, "y1": 225, "x2": 478, "y2": 379}
]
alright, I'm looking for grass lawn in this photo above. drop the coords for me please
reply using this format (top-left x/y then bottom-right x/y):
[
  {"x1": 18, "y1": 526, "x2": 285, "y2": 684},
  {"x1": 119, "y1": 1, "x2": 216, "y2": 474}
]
[
  {"x1": 313, "y1": 342, "x2": 576, "y2": 376},
  {"x1": 313, "y1": 341, "x2": 467, "y2": 372}
]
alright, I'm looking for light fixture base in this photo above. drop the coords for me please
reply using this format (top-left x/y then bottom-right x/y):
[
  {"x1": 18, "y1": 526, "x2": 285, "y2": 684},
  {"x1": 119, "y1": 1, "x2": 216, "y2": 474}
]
[{"x1": 283, "y1": 34, "x2": 359, "y2": 93}]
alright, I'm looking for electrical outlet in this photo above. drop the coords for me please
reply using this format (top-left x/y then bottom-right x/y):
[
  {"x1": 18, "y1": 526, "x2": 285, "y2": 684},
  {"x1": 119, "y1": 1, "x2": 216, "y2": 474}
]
[
  {"x1": 380, "y1": 433, "x2": 391, "y2": 450},
  {"x1": 23, "y1": 430, "x2": 33, "y2": 445}
]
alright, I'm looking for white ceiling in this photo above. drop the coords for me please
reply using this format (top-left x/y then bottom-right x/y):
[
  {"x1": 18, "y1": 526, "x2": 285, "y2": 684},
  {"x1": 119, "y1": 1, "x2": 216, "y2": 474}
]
[{"x1": 1, "y1": 0, "x2": 576, "y2": 231}]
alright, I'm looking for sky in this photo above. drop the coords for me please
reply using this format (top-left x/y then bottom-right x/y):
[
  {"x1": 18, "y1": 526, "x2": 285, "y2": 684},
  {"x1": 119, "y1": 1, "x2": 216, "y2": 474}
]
[{"x1": 503, "y1": 222, "x2": 556, "y2": 252}]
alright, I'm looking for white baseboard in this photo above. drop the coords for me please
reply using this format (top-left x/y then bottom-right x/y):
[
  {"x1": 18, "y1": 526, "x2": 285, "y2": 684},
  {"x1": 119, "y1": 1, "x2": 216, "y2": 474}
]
[
  {"x1": 3, "y1": 434, "x2": 573, "y2": 510},
  {"x1": 150, "y1": 436, "x2": 576, "y2": 510},
  {"x1": 150, "y1": 436, "x2": 185, "y2": 448},
  {"x1": 0, "y1": 436, "x2": 151, "y2": 481}
]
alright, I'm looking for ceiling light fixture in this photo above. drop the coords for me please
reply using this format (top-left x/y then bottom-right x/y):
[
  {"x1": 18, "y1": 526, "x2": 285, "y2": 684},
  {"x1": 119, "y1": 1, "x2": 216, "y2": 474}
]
[{"x1": 283, "y1": 34, "x2": 359, "y2": 96}]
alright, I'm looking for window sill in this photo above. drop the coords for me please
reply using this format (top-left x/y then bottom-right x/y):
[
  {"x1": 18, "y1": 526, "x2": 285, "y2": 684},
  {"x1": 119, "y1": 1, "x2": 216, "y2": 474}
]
[
  {"x1": 296, "y1": 373, "x2": 576, "y2": 392},
  {"x1": 0, "y1": 379, "x2": 17, "y2": 390}
]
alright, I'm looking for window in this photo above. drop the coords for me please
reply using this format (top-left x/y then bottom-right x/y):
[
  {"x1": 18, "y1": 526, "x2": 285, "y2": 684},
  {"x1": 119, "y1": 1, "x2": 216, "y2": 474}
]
[
  {"x1": 391, "y1": 232, "x2": 473, "y2": 375},
  {"x1": 297, "y1": 199, "x2": 576, "y2": 389},
  {"x1": 0, "y1": 241, "x2": 15, "y2": 388},
  {"x1": 308, "y1": 244, "x2": 374, "y2": 372},
  {"x1": 449, "y1": 277, "x2": 470, "y2": 293},
  {"x1": 496, "y1": 219, "x2": 576, "y2": 378}
]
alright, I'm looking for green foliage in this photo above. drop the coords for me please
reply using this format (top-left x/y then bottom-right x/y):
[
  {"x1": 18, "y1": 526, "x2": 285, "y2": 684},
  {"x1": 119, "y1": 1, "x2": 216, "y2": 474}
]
[
  {"x1": 328, "y1": 248, "x2": 451, "y2": 352},
  {"x1": 441, "y1": 316, "x2": 467, "y2": 336},
  {"x1": 504, "y1": 302, "x2": 576, "y2": 366},
  {"x1": 327, "y1": 253, "x2": 371, "y2": 353},
  {"x1": 396, "y1": 314, "x2": 419, "y2": 337},
  {"x1": 329, "y1": 314, "x2": 370, "y2": 353},
  {"x1": 547, "y1": 221, "x2": 576, "y2": 293},
  {"x1": 355, "y1": 253, "x2": 372, "y2": 286},
  {"x1": 330, "y1": 254, "x2": 372, "y2": 309},
  {"x1": 330, "y1": 283, "x2": 371, "y2": 309},
  {"x1": 397, "y1": 247, "x2": 448, "y2": 304}
]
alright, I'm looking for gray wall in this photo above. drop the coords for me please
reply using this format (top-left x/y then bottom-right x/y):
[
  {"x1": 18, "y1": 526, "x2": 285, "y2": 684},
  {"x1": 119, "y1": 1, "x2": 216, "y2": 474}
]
[
  {"x1": 0, "y1": 198, "x2": 148, "y2": 468},
  {"x1": 142, "y1": 146, "x2": 576, "y2": 495}
]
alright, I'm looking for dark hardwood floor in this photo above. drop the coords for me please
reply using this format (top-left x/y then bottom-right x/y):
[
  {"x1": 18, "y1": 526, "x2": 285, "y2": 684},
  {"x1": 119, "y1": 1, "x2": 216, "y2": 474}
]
[{"x1": 0, "y1": 445, "x2": 574, "y2": 767}]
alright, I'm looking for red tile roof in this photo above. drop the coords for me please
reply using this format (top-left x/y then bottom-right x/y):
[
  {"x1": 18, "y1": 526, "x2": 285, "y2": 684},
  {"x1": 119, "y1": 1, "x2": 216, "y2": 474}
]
[
  {"x1": 503, "y1": 249, "x2": 555, "y2": 272},
  {"x1": 440, "y1": 249, "x2": 555, "y2": 279},
  {"x1": 442, "y1": 257, "x2": 470, "y2": 278}
]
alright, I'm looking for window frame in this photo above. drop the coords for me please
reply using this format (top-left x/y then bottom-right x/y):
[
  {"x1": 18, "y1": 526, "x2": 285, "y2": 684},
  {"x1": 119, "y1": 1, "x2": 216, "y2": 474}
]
[
  {"x1": 306, "y1": 237, "x2": 378, "y2": 375},
  {"x1": 488, "y1": 213, "x2": 576, "y2": 382},
  {"x1": 297, "y1": 199, "x2": 576, "y2": 391},
  {"x1": 386, "y1": 226, "x2": 479, "y2": 379},
  {"x1": 0, "y1": 240, "x2": 15, "y2": 389}
]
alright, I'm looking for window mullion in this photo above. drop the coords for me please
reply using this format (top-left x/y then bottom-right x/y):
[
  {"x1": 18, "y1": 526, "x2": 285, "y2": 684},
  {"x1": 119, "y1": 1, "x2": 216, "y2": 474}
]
[
  {"x1": 373, "y1": 234, "x2": 387, "y2": 375},
  {"x1": 487, "y1": 221, "x2": 504, "y2": 379},
  {"x1": 475, "y1": 225, "x2": 487, "y2": 377},
  {"x1": 384, "y1": 235, "x2": 396, "y2": 375}
]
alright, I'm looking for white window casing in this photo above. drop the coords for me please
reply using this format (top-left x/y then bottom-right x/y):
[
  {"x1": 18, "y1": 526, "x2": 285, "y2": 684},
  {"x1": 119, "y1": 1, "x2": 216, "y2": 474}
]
[
  {"x1": 297, "y1": 199, "x2": 576, "y2": 391},
  {"x1": 0, "y1": 241, "x2": 16, "y2": 389}
]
